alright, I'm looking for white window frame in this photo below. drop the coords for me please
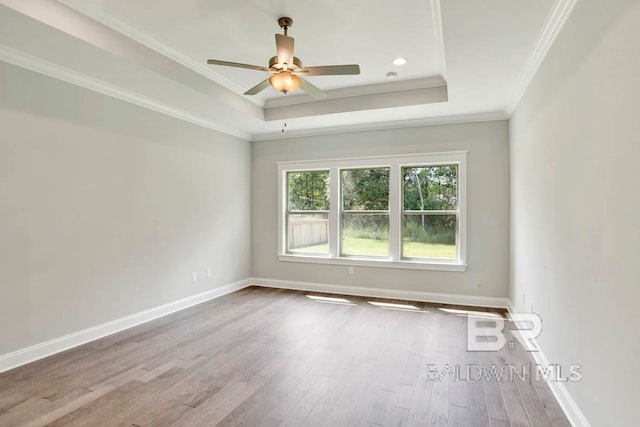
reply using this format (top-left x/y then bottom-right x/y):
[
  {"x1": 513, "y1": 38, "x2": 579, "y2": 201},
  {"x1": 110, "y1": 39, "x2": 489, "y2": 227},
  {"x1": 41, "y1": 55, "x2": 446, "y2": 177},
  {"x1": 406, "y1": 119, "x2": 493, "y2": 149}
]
[{"x1": 277, "y1": 151, "x2": 467, "y2": 272}]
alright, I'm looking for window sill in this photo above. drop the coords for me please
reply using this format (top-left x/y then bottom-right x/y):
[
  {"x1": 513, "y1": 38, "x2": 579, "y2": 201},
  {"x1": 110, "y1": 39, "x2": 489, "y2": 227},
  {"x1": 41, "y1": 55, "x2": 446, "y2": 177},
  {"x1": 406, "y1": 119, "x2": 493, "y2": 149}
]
[{"x1": 278, "y1": 254, "x2": 467, "y2": 272}]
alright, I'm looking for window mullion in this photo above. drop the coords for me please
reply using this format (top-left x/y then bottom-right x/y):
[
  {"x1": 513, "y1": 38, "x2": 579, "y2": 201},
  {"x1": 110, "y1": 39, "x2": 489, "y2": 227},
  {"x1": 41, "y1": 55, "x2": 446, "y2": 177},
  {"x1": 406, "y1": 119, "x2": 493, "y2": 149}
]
[
  {"x1": 329, "y1": 168, "x2": 340, "y2": 258},
  {"x1": 458, "y1": 160, "x2": 467, "y2": 264},
  {"x1": 389, "y1": 164, "x2": 401, "y2": 261}
]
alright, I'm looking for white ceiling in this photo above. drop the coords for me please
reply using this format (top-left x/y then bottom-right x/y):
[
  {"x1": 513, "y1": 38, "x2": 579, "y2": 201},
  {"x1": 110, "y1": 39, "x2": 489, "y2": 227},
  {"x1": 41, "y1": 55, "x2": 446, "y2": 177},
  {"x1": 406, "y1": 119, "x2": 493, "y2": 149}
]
[
  {"x1": 80, "y1": 0, "x2": 444, "y2": 95},
  {"x1": 0, "y1": 0, "x2": 565, "y2": 140}
]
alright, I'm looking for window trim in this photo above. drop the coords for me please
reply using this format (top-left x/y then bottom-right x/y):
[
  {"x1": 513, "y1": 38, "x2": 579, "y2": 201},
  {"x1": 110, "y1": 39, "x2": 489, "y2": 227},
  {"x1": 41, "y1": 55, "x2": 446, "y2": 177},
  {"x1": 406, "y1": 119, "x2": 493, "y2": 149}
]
[{"x1": 277, "y1": 151, "x2": 467, "y2": 272}]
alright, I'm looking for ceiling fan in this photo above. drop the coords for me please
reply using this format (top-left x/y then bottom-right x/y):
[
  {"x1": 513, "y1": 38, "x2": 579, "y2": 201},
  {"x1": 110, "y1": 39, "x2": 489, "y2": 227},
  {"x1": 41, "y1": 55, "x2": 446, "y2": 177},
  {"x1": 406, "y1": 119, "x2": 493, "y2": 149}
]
[{"x1": 206, "y1": 17, "x2": 360, "y2": 99}]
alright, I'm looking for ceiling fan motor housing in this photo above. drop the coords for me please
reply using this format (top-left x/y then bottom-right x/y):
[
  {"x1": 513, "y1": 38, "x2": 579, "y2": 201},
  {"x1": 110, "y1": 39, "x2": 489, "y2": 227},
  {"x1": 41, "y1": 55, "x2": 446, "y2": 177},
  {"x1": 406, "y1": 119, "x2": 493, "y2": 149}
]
[{"x1": 269, "y1": 56, "x2": 302, "y2": 71}]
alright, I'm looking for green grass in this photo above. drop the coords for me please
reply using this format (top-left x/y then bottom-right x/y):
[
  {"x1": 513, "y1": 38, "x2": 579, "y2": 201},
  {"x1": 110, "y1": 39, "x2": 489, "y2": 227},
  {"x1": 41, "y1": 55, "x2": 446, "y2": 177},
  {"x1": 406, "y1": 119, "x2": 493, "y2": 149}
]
[
  {"x1": 403, "y1": 240, "x2": 456, "y2": 259},
  {"x1": 342, "y1": 237, "x2": 388, "y2": 256},
  {"x1": 290, "y1": 237, "x2": 456, "y2": 259}
]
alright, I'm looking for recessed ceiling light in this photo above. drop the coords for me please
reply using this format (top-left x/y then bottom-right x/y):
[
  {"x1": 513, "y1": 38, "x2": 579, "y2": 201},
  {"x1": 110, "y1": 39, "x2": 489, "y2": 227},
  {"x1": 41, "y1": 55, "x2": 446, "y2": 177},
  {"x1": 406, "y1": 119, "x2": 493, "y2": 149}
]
[
  {"x1": 386, "y1": 71, "x2": 398, "y2": 79},
  {"x1": 393, "y1": 57, "x2": 407, "y2": 66}
]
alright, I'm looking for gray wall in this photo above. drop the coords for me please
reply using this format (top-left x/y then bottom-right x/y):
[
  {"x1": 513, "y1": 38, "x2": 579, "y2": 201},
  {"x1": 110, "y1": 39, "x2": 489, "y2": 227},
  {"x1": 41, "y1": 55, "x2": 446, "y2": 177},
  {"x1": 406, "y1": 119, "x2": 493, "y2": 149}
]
[
  {"x1": 252, "y1": 121, "x2": 510, "y2": 298},
  {"x1": 0, "y1": 62, "x2": 252, "y2": 355},
  {"x1": 509, "y1": 0, "x2": 640, "y2": 425}
]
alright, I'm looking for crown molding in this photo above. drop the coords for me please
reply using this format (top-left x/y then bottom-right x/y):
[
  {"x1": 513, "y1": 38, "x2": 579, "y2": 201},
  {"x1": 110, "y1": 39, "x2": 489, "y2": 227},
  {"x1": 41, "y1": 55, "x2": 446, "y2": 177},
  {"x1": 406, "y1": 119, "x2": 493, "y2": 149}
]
[
  {"x1": 0, "y1": 45, "x2": 251, "y2": 140},
  {"x1": 55, "y1": 0, "x2": 265, "y2": 107},
  {"x1": 430, "y1": 0, "x2": 447, "y2": 79},
  {"x1": 265, "y1": 84, "x2": 448, "y2": 121},
  {"x1": 251, "y1": 111, "x2": 507, "y2": 142},
  {"x1": 507, "y1": 0, "x2": 579, "y2": 116},
  {"x1": 264, "y1": 76, "x2": 446, "y2": 109},
  {"x1": 0, "y1": 44, "x2": 503, "y2": 143},
  {"x1": 54, "y1": 0, "x2": 451, "y2": 114}
]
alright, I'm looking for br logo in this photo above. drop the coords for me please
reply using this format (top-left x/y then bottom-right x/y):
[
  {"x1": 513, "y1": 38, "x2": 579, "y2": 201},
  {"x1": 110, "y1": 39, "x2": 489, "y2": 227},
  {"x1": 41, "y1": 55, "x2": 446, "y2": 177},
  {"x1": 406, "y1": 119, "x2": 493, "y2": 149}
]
[{"x1": 467, "y1": 314, "x2": 542, "y2": 352}]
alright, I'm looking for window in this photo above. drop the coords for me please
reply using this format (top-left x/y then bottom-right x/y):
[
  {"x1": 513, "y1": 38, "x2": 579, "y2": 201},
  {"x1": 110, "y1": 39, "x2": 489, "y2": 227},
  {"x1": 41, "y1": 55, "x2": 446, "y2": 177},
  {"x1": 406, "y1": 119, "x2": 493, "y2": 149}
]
[
  {"x1": 402, "y1": 165, "x2": 458, "y2": 260},
  {"x1": 341, "y1": 168, "x2": 389, "y2": 257},
  {"x1": 278, "y1": 152, "x2": 467, "y2": 271},
  {"x1": 286, "y1": 170, "x2": 329, "y2": 254}
]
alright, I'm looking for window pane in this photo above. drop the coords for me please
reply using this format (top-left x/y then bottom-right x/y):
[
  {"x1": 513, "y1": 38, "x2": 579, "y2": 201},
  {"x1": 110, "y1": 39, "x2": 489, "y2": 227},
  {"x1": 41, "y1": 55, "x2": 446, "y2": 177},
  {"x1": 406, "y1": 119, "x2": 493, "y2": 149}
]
[
  {"x1": 288, "y1": 214, "x2": 329, "y2": 254},
  {"x1": 341, "y1": 213, "x2": 388, "y2": 256},
  {"x1": 342, "y1": 168, "x2": 389, "y2": 210},
  {"x1": 402, "y1": 165, "x2": 457, "y2": 210},
  {"x1": 402, "y1": 214, "x2": 456, "y2": 259},
  {"x1": 288, "y1": 171, "x2": 329, "y2": 211}
]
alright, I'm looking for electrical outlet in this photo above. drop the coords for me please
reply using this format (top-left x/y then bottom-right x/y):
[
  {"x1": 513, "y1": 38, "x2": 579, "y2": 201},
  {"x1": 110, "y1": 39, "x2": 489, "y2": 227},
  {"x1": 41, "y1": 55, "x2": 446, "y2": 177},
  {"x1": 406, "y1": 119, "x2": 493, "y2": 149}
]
[
  {"x1": 206, "y1": 269, "x2": 212, "y2": 279},
  {"x1": 530, "y1": 301, "x2": 534, "y2": 313},
  {"x1": 192, "y1": 272, "x2": 197, "y2": 283},
  {"x1": 348, "y1": 266, "x2": 355, "y2": 275}
]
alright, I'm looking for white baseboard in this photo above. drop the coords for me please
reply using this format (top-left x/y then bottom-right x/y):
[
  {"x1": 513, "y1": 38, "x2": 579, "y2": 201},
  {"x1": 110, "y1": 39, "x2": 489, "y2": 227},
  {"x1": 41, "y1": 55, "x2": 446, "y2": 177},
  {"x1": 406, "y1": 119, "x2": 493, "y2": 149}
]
[
  {"x1": 506, "y1": 301, "x2": 591, "y2": 427},
  {"x1": 0, "y1": 278, "x2": 252, "y2": 374},
  {"x1": 251, "y1": 277, "x2": 510, "y2": 309}
]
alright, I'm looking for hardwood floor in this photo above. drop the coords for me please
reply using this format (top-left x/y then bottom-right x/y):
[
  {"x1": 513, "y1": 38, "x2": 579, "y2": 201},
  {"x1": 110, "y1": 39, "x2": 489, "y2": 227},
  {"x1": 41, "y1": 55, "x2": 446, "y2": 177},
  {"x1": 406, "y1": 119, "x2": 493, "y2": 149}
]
[{"x1": 0, "y1": 286, "x2": 570, "y2": 426}]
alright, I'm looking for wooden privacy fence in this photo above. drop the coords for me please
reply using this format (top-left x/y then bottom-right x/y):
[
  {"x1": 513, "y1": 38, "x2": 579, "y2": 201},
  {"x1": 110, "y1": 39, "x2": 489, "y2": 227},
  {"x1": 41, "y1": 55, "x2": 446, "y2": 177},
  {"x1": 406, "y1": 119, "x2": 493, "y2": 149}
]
[{"x1": 288, "y1": 217, "x2": 328, "y2": 249}]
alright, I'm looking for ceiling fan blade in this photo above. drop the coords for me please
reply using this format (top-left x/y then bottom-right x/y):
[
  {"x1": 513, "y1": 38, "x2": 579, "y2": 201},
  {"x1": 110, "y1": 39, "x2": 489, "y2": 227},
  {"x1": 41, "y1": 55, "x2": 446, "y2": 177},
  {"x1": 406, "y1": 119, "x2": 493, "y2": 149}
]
[
  {"x1": 299, "y1": 77, "x2": 327, "y2": 100},
  {"x1": 275, "y1": 34, "x2": 295, "y2": 68},
  {"x1": 207, "y1": 59, "x2": 270, "y2": 72},
  {"x1": 244, "y1": 79, "x2": 271, "y2": 95},
  {"x1": 296, "y1": 64, "x2": 361, "y2": 76}
]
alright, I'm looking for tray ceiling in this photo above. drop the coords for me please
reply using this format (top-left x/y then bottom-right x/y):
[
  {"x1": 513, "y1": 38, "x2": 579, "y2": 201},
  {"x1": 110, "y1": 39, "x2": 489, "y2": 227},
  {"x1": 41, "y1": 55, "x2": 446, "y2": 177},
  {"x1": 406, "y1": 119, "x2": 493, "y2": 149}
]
[{"x1": 0, "y1": 0, "x2": 569, "y2": 140}]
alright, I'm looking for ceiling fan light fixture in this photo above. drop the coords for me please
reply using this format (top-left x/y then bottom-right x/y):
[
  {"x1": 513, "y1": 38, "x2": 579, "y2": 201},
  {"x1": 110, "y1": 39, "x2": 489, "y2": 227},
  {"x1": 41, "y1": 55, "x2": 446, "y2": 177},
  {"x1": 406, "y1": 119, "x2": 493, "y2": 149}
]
[{"x1": 269, "y1": 72, "x2": 301, "y2": 94}]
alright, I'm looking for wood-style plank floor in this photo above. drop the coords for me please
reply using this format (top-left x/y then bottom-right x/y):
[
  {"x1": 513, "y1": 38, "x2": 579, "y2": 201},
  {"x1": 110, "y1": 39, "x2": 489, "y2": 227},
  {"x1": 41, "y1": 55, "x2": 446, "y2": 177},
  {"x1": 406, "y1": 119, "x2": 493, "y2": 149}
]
[{"x1": 0, "y1": 286, "x2": 570, "y2": 426}]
